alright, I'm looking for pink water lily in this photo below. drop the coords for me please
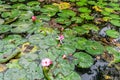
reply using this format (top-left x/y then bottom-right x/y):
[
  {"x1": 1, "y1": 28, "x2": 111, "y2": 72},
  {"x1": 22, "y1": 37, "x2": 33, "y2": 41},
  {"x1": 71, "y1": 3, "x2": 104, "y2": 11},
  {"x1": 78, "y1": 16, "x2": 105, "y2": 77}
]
[
  {"x1": 41, "y1": 58, "x2": 52, "y2": 67},
  {"x1": 58, "y1": 35, "x2": 64, "y2": 41},
  {"x1": 58, "y1": 34, "x2": 64, "y2": 43},
  {"x1": 32, "y1": 16, "x2": 36, "y2": 22}
]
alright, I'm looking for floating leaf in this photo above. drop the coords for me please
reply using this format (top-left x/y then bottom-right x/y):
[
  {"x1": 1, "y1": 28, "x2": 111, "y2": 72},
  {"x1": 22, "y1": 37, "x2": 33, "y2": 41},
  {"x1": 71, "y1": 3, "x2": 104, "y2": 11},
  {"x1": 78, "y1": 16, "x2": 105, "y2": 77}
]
[
  {"x1": 75, "y1": 38, "x2": 87, "y2": 50},
  {"x1": 6, "y1": 59, "x2": 21, "y2": 68},
  {"x1": 80, "y1": 13, "x2": 94, "y2": 20},
  {"x1": 58, "y1": 9, "x2": 76, "y2": 18},
  {"x1": 11, "y1": 21, "x2": 33, "y2": 33},
  {"x1": 86, "y1": 41, "x2": 104, "y2": 55},
  {"x1": 106, "y1": 30, "x2": 119, "y2": 38},
  {"x1": 73, "y1": 52, "x2": 93, "y2": 68},
  {"x1": 64, "y1": 72, "x2": 81, "y2": 80},
  {"x1": 12, "y1": 3, "x2": 28, "y2": 10},
  {"x1": 76, "y1": 1, "x2": 87, "y2": 6},
  {"x1": 104, "y1": 8, "x2": 114, "y2": 13},
  {"x1": 78, "y1": 7, "x2": 91, "y2": 13},
  {"x1": 40, "y1": 5, "x2": 59, "y2": 13},
  {"x1": 19, "y1": 11, "x2": 33, "y2": 20},
  {"x1": 56, "y1": 18, "x2": 71, "y2": 26},
  {"x1": 71, "y1": 17, "x2": 83, "y2": 23},
  {"x1": 110, "y1": 20, "x2": 120, "y2": 27},
  {"x1": 0, "y1": 4, "x2": 11, "y2": 12},
  {"x1": 27, "y1": 1, "x2": 40, "y2": 6},
  {"x1": 0, "y1": 25, "x2": 11, "y2": 33}
]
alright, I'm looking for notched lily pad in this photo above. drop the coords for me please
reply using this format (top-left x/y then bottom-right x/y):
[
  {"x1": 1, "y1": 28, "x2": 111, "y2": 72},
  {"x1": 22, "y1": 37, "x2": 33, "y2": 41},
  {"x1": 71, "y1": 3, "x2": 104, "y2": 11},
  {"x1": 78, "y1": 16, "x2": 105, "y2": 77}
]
[
  {"x1": 85, "y1": 41, "x2": 104, "y2": 55},
  {"x1": 73, "y1": 52, "x2": 93, "y2": 68}
]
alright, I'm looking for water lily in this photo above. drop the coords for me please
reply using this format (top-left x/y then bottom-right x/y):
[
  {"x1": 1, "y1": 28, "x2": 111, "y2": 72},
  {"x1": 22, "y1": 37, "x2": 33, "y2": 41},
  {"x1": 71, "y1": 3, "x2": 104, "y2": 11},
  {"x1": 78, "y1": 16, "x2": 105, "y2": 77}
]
[
  {"x1": 58, "y1": 35, "x2": 64, "y2": 40},
  {"x1": 41, "y1": 58, "x2": 52, "y2": 67},
  {"x1": 58, "y1": 34, "x2": 64, "y2": 44},
  {"x1": 32, "y1": 16, "x2": 36, "y2": 22}
]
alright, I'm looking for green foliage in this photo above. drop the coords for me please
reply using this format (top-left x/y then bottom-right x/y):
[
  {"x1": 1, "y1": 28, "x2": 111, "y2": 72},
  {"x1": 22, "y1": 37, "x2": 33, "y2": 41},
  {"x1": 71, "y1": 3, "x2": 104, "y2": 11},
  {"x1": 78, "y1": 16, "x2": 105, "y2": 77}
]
[{"x1": 0, "y1": 0, "x2": 120, "y2": 80}]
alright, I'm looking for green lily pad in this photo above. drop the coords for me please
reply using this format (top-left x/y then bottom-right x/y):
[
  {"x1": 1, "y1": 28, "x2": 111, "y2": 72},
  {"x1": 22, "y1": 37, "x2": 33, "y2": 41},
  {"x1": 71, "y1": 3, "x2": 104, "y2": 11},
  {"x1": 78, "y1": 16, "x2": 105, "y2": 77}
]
[
  {"x1": 73, "y1": 52, "x2": 93, "y2": 68},
  {"x1": 73, "y1": 24, "x2": 99, "y2": 35},
  {"x1": 38, "y1": 14, "x2": 51, "y2": 21},
  {"x1": 0, "y1": 4, "x2": 11, "y2": 12},
  {"x1": 76, "y1": 1, "x2": 87, "y2": 6},
  {"x1": 56, "y1": 18, "x2": 71, "y2": 26},
  {"x1": 64, "y1": 72, "x2": 81, "y2": 80},
  {"x1": 12, "y1": 3, "x2": 28, "y2": 10},
  {"x1": 75, "y1": 38, "x2": 87, "y2": 50},
  {"x1": 78, "y1": 7, "x2": 91, "y2": 13},
  {"x1": 4, "y1": 69, "x2": 27, "y2": 80},
  {"x1": 1, "y1": 12, "x2": 11, "y2": 18},
  {"x1": 3, "y1": 34, "x2": 26, "y2": 46},
  {"x1": 0, "y1": 25, "x2": 11, "y2": 33},
  {"x1": 80, "y1": 13, "x2": 94, "y2": 20},
  {"x1": 19, "y1": 11, "x2": 33, "y2": 20},
  {"x1": 27, "y1": 1, "x2": 40, "y2": 6},
  {"x1": 73, "y1": 26, "x2": 89, "y2": 35},
  {"x1": 104, "y1": 8, "x2": 114, "y2": 13},
  {"x1": 85, "y1": 41, "x2": 104, "y2": 55},
  {"x1": 71, "y1": 17, "x2": 83, "y2": 23},
  {"x1": 81, "y1": 24, "x2": 99, "y2": 32},
  {"x1": 28, "y1": 33, "x2": 45, "y2": 45},
  {"x1": 10, "y1": 9, "x2": 21, "y2": 18},
  {"x1": 53, "y1": 57, "x2": 75, "y2": 77},
  {"x1": 58, "y1": 9, "x2": 76, "y2": 18},
  {"x1": 11, "y1": 21, "x2": 33, "y2": 33},
  {"x1": 106, "y1": 30, "x2": 119, "y2": 38},
  {"x1": 110, "y1": 20, "x2": 120, "y2": 27},
  {"x1": 40, "y1": 5, "x2": 59, "y2": 12}
]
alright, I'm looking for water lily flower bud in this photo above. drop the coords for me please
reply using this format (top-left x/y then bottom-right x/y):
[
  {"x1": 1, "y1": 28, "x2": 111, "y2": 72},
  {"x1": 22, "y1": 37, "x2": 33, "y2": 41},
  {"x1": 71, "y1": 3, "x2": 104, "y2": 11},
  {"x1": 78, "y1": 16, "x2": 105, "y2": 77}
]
[
  {"x1": 41, "y1": 58, "x2": 52, "y2": 67},
  {"x1": 32, "y1": 16, "x2": 36, "y2": 22}
]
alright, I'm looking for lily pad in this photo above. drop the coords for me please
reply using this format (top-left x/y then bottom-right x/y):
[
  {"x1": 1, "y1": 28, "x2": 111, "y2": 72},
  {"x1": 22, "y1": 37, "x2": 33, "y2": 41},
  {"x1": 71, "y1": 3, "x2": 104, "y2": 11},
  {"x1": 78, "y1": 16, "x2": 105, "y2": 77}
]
[
  {"x1": 106, "y1": 30, "x2": 119, "y2": 38},
  {"x1": 73, "y1": 52, "x2": 93, "y2": 68},
  {"x1": 11, "y1": 21, "x2": 33, "y2": 33},
  {"x1": 58, "y1": 9, "x2": 76, "y2": 18},
  {"x1": 0, "y1": 25, "x2": 11, "y2": 33},
  {"x1": 110, "y1": 20, "x2": 120, "y2": 27},
  {"x1": 12, "y1": 3, "x2": 28, "y2": 10},
  {"x1": 19, "y1": 11, "x2": 33, "y2": 20},
  {"x1": 64, "y1": 72, "x2": 81, "y2": 80},
  {"x1": 75, "y1": 38, "x2": 87, "y2": 50},
  {"x1": 78, "y1": 7, "x2": 91, "y2": 13},
  {"x1": 85, "y1": 41, "x2": 104, "y2": 55},
  {"x1": 27, "y1": 1, "x2": 40, "y2": 6}
]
